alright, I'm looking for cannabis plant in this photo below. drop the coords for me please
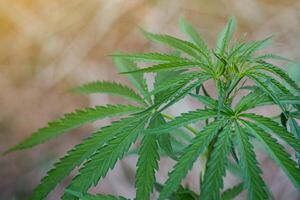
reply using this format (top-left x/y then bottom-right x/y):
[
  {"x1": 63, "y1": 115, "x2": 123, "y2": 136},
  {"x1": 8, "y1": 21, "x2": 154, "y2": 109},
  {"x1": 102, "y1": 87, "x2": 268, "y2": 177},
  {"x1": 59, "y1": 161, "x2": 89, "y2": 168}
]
[{"x1": 5, "y1": 17, "x2": 300, "y2": 200}]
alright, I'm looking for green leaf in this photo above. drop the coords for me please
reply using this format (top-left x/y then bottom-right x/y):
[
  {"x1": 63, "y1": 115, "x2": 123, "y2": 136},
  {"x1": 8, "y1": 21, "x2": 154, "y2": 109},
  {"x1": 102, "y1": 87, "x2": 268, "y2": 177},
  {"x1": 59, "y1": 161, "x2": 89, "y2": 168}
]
[
  {"x1": 235, "y1": 88, "x2": 267, "y2": 113},
  {"x1": 258, "y1": 72, "x2": 300, "y2": 113},
  {"x1": 288, "y1": 118, "x2": 300, "y2": 166},
  {"x1": 140, "y1": 80, "x2": 193, "y2": 116},
  {"x1": 5, "y1": 105, "x2": 141, "y2": 153},
  {"x1": 153, "y1": 69, "x2": 185, "y2": 104},
  {"x1": 242, "y1": 120, "x2": 300, "y2": 190},
  {"x1": 141, "y1": 29, "x2": 205, "y2": 62},
  {"x1": 62, "y1": 114, "x2": 149, "y2": 200},
  {"x1": 241, "y1": 113, "x2": 300, "y2": 154},
  {"x1": 249, "y1": 72, "x2": 300, "y2": 113},
  {"x1": 28, "y1": 116, "x2": 143, "y2": 200},
  {"x1": 235, "y1": 87, "x2": 300, "y2": 113},
  {"x1": 221, "y1": 182, "x2": 244, "y2": 200},
  {"x1": 189, "y1": 93, "x2": 217, "y2": 109},
  {"x1": 65, "y1": 190, "x2": 128, "y2": 200},
  {"x1": 226, "y1": 160, "x2": 243, "y2": 179},
  {"x1": 247, "y1": 74, "x2": 287, "y2": 114},
  {"x1": 145, "y1": 109, "x2": 217, "y2": 135},
  {"x1": 155, "y1": 183, "x2": 198, "y2": 200},
  {"x1": 258, "y1": 73, "x2": 300, "y2": 112},
  {"x1": 140, "y1": 72, "x2": 210, "y2": 117},
  {"x1": 288, "y1": 62, "x2": 300, "y2": 82},
  {"x1": 289, "y1": 118, "x2": 300, "y2": 139},
  {"x1": 112, "y1": 52, "x2": 185, "y2": 63},
  {"x1": 70, "y1": 81, "x2": 144, "y2": 104},
  {"x1": 172, "y1": 185, "x2": 198, "y2": 200},
  {"x1": 158, "y1": 120, "x2": 225, "y2": 200},
  {"x1": 121, "y1": 61, "x2": 209, "y2": 74},
  {"x1": 200, "y1": 124, "x2": 233, "y2": 200},
  {"x1": 179, "y1": 16, "x2": 211, "y2": 62},
  {"x1": 135, "y1": 115, "x2": 170, "y2": 200},
  {"x1": 235, "y1": 122, "x2": 269, "y2": 200},
  {"x1": 256, "y1": 72, "x2": 290, "y2": 94},
  {"x1": 216, "y1": 17, "x2": 236, "y2": 55},
  {"x1": 255, "y1": 54, "x2": 294, "y2": 63},
  {"x1": 156, "y1": 77, "x2": 203, "y2": 113},
  {"x1": 291, "y1": 112, "x2": 300, "y2": 119},
  {"x1": 155, "y1": 115, "x2": 178, "y2": 160},
  {"x1": 135, "y1": 133, "x2": 159, "y2": 200},
  {"x1": 252, "y1": 62, "x2": 300, "y2": 95},
  {"x1": 227, "y1": 41, "x2": 246, "y2": 62},
  {"x1": 153, "y1": 71, "x2": 179, "y2": 160},
  {"x1": 151, "y1": 71, "x2": 208, "y2": 98},
  {"x1": 238, "y1": 36, "x2": 273, "y2": 62},
  {"x1": 113, "y1": 56, "x2": 148, "y2": 98}
]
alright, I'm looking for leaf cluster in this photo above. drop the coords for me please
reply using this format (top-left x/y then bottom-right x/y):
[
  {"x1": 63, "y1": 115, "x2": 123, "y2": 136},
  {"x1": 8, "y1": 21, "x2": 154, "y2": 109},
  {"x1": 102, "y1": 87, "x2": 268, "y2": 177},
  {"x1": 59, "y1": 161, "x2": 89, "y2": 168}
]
[{"x1": 5, "y1": 16, "x2": 300, "y2": 200}]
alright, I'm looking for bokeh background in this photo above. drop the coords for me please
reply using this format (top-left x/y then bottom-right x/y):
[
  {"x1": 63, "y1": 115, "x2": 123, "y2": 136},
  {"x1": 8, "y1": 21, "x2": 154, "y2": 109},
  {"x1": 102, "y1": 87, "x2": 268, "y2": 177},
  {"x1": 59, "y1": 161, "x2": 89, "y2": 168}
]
[{"x1": 1, "y1": 0, "x2": 300, "y2": 199}]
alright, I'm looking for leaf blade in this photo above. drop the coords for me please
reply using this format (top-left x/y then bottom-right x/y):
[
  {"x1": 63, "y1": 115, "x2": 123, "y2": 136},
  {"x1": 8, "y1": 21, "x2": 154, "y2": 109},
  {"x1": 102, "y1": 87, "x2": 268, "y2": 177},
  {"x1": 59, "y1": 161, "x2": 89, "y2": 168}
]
[
  {"x1": 113, "y1": 56, "x2": 148, "y2": 97},
  {"x1": 200, "y1": 125, "x2": 233, "y2": 200},
  {"x1": 179, "y1": 16, "x2": 211, "y2": 62},
  {"x1": 135, "y1": 134, "x2": 159, "y2": 200},
  {"x1": 242, "y1": 120, "x2": 300, "y2": 190},
  {"x1": 28, "y1": 116, "x2": 142, "y2": 200},
  {"x1": 158, "y1": 120, "x2": 225, "y2": 200},
  {"x1": 141, "y1": 29, "x2": 205, "y2": 62},
  {"x1": 145, "y1": 109, "x2": 217, "y2": 135},
  {"x1": 241, "y1": 113, "x2": 300, "y2": 154},
  {"x1": 70, "y1": 81, "x2": 144, "y2": 104},
  {"x1": 221, "y1": 182, "x2": 244, "y2": 200},
  {"x1": 121, "y1": 61, "x2": 209, "y2": 74},
  {"x1": 112, "y1": 52, "x2": 185, "y2": 63},
  {"x1": 6, "y1": 105, "x2": 141, "y2": 153},
  {"x1": 235, "y1": 122, "x2": 269, "y2": 200},
  {"x1": 65, "y1": 190, "x2": 128, "y2": 200},
  {"x1": 216, "y1": 17, "x2": 236, "y2": 55},
  {"x1": 62, "y1": 114, "x2": 149, "y2": 200}
]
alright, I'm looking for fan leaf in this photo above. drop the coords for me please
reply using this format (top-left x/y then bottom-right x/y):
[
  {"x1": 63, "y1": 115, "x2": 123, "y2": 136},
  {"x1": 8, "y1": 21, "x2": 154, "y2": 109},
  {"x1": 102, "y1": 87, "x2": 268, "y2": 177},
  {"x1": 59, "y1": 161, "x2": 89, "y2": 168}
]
[
  {"x1": 190, "y1": 93, "x2": 217, "y2": 109},
  {"x1": 28, "y1": 116, "x2": 143, "y2": 200},
  {"x1": 216, "y1": 17, "x2": 236, "y2": 55},
  {"x1": 65, "y1": 190, "x2": 128, "y2": 200},
  {"x1": 70, "y1": 81, "x2": 144, "y2": 104},
  {"x1": 112, "y1": 52, "x2": 185, "y2": 63},
  {"x1": 221, "y1": 182, "x2": 244, "y2": 200},
  {"x1": 236, "y1": 87, "x2": 300, "y2": 113},
  {"x1": 158, "y1": 120, "x2": 226, "y2": 200},
  {"x1": 114, "y1": 56, "x2": 148, "y2": 98},
  {"x1": 145, "y1": 109, "x2": 217, "y2": 135},
  {"x1": 241, "y1": 113, "x2": 300, "y2": 154},
  {"x1": 62, "y1": 114, "x2": 149, "y2": 200},
  {"x1": 6, "y1": 105, "x2": 141, "y2": 153},
  {"x1": 247, "y1": 74, "x2": 287, "y2": 114},
  {"x1": 252, "y1": 62, "x2": 300, "y2": 95},
  {"x1": 141, "y1": 29, "x2": 206, "y2": 62},
  {"x1": 235, "y1": 122, "x2": 269, "y2": 200},
  {"x1": 242, "y1": 120, "x2": 300, "y2": 190},
  {"x1": 135, "y1": 134, "x2": 159, "y2": 200},
  {"x1": 255, "y1": 54, "x2": 293, "y2": 63},
  {"x1": 200, "y1": 124, "x2": 232, "y2": 200},
  {"x1": 121, "y1": 61, "x2": 209, "y2": 74},
  {"x1": 179, "y1": 16, "x2": 211, "y2": 62}
]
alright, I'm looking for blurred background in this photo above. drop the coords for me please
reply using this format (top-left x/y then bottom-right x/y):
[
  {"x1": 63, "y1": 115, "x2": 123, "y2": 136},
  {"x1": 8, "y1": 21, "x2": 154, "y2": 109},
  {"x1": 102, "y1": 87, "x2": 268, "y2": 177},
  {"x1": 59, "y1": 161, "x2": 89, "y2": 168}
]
[{"x1": 1, "y1": 0, "x2": 300, "y2": 199}]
